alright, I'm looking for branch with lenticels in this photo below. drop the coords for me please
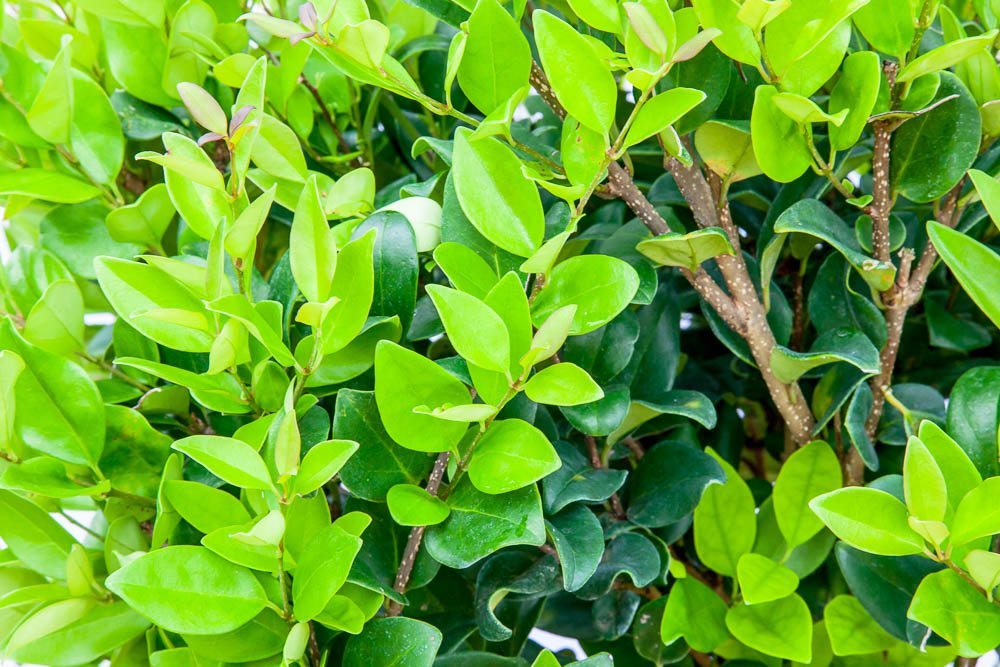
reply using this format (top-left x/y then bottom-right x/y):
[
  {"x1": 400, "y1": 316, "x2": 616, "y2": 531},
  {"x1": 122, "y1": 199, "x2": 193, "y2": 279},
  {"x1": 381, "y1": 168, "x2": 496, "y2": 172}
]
[{"x1": 530, "y1": 61, "x2": 817, "y2": 447}]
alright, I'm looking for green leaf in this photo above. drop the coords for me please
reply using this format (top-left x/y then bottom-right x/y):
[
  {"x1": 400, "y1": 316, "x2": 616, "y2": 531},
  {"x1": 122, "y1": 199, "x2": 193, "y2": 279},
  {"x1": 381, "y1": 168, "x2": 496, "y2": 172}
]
[
  {"x1": 452, "y1": 129, "x2": 544, "y2": 257},
  {"x1": 457, "y1": 0, "x2": 531, "y2": 114},
  {"x1": 0, "y1": 168, "x2": 101, "y2": 204},
  {"x1": 545, "y1": 504, "x2": 604, "y2": 592},
  {"x1": 917, "y1": 420, "x2": 981, "y2": 513},
  {"x1": 772, "y1": 92, "x2": 848, "y2": 126},
  {"x1": 22, "y1": 279, "x2": 84, "y2": 356},
  {"x1": 106, "y1": 546, "x2": 268, "y2": 634},
  {"x1": 661, "y1": 576, "x2": 730, "y2": 652},
  {"x1": 252, "y1": 115, "x2": 308, "y2": 182},
  {"x1": 637, "y1": 228, "x2": 735, "y2": 271},
  {"x1": 851, "y1": 0, "x2": 913, "y2": 56},
  {"x1": 829, "y1": 51, "x2": 881, "y2": 151},
  {"x1": 770, "y1": 327, "x2": 880, "y2": 384},
  {"x1": 774, "y1": 440, "x2": 842, "y2": 549},
  {"x1": 427, "y1": 285, "x2": 511, "y2": 374},
  {"x1": 949, "y1": 477, "x2": 1000, "y2": 547},
  {"x1": 690, "y1": 0, "x2": 760, "y2": 65},
  {"x1": 159, "y1": 132, "x2": 230, "y2": 239},
  {"x1": 374, "y1": 341, "x2": 471, "y2": 452},
  {"x1": 70, "y1": 75, "x2": 125, "y2": 185},
  {"x1": 542, "y1": 440, "x2": 627, "y2": 513},
  {"x1": 824, "y1": 595, "x2": 897, "y2": 656},
  {"x1": 622, "y1": 88, "x2": 706, "y2": 149},
  {"x1": 627, "y1": 440, "x2": 725, "y2": 527},
  {"x1": 27, "y1": 40, "x2": 73, "y2": 144},
  {"x1": 898, "y1": 31, "x2": 999, "y2": 83},
  {"x1": 809, "y1": 487, "x2": 924, "y2": 556},
  {"x1": 386, "y1": 484, "x2": 450, "y2": 526},
  {"x1": 523, "y1": 363, "x2": 604, "y2": 406},
  {"x1": 343, "y1": 617, "x2": 442, "y2": 667},
  {"x1": 6, "y1": 600, "x2": 150, "y2": 666},
  {"x1": 291, "y1": 175, "x2": 338, "y2": 303},
  {"x1": 534, "y1": 10, "x2": 617, "y2": 133},
  {"x1": 163, "y1": 480, "x2": 251, "y2": 534},
  {"x1": 892, "y1": 73, "x2": 981, "y2": 203},
  {"x1": 469, "y1": 419, "x2": 561, "y2": 494},
  {"x1": 171, "y1": 435, "x2": 274, "y2": 491},
  {"x1": 531, "y1": 255, "x2": 640, "y2": 335},
  {"x1": 607, "y1": 390, "x2": 718, "y2": 445},
  {"x1": 425, "y1": 479, "x2": 545, "y2": 568},
  {"x1": 969, "y1": 169, "x2": 1000, "y2": 231},
  {"x1": 0, "y1": 490, "x2": 77, "y2": 579},
  {"x1": 694, "y1": 448, "x2": 756, "y2": 576},
  {"x1": 295, "y1": 439, "x2": 359, "y2": 496},
  {"x1": 114, "y1": 357, "x2": 250, "y2": 414},
  {"x1": 773, "y1": 199, "x2": 896, "y2": 291},
  {"x1": 902, "y1": 436, "x2": 948, "y2": 522},
  {"x1": 0, "y1": 319, "x2": 104, "y2": 467},
  {"x1": 751, "y1": 85, "x2": 812, "y2": 183},
  {"x1": 694, "y1": 120, "x2": 761, "y2": 182},
  {"x1": 928, "y1": 221, "x2": 1000, "y2": 330},
  {"x1": 94, "y1": 257, "x2": 214, "y2": 352},
  {"x1": 292, "y1": 521, "x2": 365, "y2": 621},
  {"x1": 907, "y1": 569, "x2": 1000, "y2": 658},
  {"x1": 433, "y1": 242, "x2": 499, "y2": 298},
  {"x1": 105, "y1": 184, "x2": 175, "y2": 248},
  {"x1": 322, "y1": 230, "x2": 376, "y2": 354},
  {"x1": 736, "y1": 553, "x2": 800, "y2": 604},
  {"x1": 225, "y1": 186, "x2": 275, "y2": 260},
  {"x1": 947, "y1": 367, "x2": 1000, "y2": 478},
  {"x1": 208, "y1": 295, "x2": 297, "y2": 367},
  {"x1": 726, "y1": 595, "x2": 813, "y2": 662}
]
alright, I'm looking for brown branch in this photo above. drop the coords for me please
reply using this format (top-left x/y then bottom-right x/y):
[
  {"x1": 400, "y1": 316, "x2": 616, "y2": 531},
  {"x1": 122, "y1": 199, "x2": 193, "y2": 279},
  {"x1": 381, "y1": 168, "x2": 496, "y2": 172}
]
[
  {"x1": 868, "y1": 63, "x2": 898, "y2": 263},
  {"x1": 299, "y1": 74, "x2": 360, "y2": 163},
  {"x1": 530, "y1": 59, "x2": 815, "y2": 447},
  {"x1": 386, "y1": 451, "x2": 450, "y2": 616},
  {"x1": 585, "y1": 435, "x2": 626, "y2": 519}
]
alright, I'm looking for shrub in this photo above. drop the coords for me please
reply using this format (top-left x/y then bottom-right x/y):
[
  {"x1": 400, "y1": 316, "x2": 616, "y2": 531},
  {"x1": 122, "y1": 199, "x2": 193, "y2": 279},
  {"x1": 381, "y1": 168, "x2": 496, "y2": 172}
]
[{"x1": 0, "y1": 0, "x2": 999, "y2": 664}]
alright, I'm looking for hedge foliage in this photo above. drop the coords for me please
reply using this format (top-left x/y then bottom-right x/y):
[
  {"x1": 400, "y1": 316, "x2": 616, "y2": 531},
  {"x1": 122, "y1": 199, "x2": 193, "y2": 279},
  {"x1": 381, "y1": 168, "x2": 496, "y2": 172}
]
[{"x1": 0, "y1": 0, "x2": 999, "y2": 665}]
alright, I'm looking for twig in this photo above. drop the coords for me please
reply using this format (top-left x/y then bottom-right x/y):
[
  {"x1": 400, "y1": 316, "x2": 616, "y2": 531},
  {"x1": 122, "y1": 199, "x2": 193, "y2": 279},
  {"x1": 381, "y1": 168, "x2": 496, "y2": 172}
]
[{"x1": 386, "y1": 451, "x2": 450, "y2": 615}]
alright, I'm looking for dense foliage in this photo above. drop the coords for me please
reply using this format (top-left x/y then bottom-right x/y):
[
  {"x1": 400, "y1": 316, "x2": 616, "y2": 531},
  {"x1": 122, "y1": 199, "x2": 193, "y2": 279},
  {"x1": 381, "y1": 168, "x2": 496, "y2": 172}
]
[{"x1": 0, "y1": 0, "x2": 999, "y2": 664}]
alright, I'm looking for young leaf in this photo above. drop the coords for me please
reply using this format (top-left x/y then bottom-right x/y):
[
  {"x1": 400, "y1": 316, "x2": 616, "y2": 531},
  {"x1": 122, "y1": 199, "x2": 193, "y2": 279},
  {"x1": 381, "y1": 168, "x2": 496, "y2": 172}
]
[
  {"x1": 426, "y1": 285, "x2": 511, "y2": 374},
  {"x1": 523, "y1": 363, "x2": 604, "y2": 406},
  {"x1": 171, "y1": 435, "x2": 274, "y2": 491},
  {"x1": 291, "y1": 175, "x2": 338, "y2": 303},
  {"x1": 469, "y1": 419, "x2": 561, "y2": 494},
  {"x1": 809, "y1": 488, "x2": 925, "y2": 556},
  {"x1": 386, "y1": 484, "x2": 451, "y2": 526}
]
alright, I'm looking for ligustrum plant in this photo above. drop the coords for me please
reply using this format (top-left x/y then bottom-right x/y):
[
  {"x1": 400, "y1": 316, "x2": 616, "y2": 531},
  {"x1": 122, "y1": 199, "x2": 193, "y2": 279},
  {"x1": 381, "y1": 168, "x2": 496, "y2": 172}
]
[{"x1": 0, "y1": 0, "x2": 999, "y2": 664}]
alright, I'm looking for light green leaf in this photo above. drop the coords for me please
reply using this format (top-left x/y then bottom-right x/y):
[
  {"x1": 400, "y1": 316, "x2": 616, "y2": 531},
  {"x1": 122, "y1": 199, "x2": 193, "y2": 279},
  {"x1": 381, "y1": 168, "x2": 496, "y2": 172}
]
[
  {"x1": 106, "y1": 546, "x2": 268, "y2": 634},
  {"x1": 531, "y1": 255, "x2": 640, "y2": 335},
  {"x1": 772, "y1": 92, "x2": 849, "y2": 126},
  {"x1": 917, "y1": 420, "x2": 981, "y2": 513},
  {"x1": 386, "y1": 484, "x2": 451, "y2": 526},
  {"x1": 694, "y1": 448, "x2": 756, "y2": 576},
  {"x1": 291, "y1": 175, "x2": 338, "y2": 303},
  {"x1": 623, "y1": 88, "x2": 706, "y2": 151},
  {"x1": 452, "y1": 128, "x2": 544, "y2": 257},
  {"x1": 969, "y1": 169, "x2": 1000, "y2": 231},
  {"x1": 0, "y1": 169, "x2": 101, "y2": 204},
  {"x1": 829, "y1": 51, "x2": 881, "y2": 151},
  {"x1": 736, "y1": 553, "x2": 800, "y2": 604},
  {"x1": 469, "y1": 419, "x2": 561, "y2": 494},
  {"x1": 163, "y1": 480, "x2": 251, "y2": 534},
  {"x1": 928, "y1": 220, "x2": 1000, "y2": 329},
  {"x1": 0, "y1": 319, "x2": 104, "y2": 467},
  {"x1": 27, "y1": 41, "x2": 73, "y2": 144},
  {"x1": 433, "y1": 242, "x2": 499, "y2": 298},
  {"x1": 690, "y1": 0, "x2": 759, "y2": 64},
  {"x1": 295, "y1": 440, "x2": 359, "y2": 496},
  {"x1": 523, "y1": 363, "x2": 604, "y2": 406},
  {"x1": 809, "y1": 487, "x2": 924, "y2": 556},
  {"x1": 950, "y1": 477, "x2": 1000, "y2": 547},
  {"x1": 427, "y1": 284, "x2": 511, "y2": 374},
  {"x1": 725, "y1": 595, "x2": 813, "y2": 663},
  {"x1": 903, "y1": 436, "x2": 948, "y2": 522},
  {"x1": 694, "y1": 120, "x2": 761, "y2": 182},
  {"x1": 171, "y1": 435, "x2": 273, "y2": 491},
  {"x1": 292, "y1": 522, "x2": 364, "y2": 621},
  {"x1": 342, "y1": 617, "x2": 442, "y2": 667},
  {"x1": 907, "y1": 569, "x2": 1000, "y2": 658},
  {"x1": 535, "y1": 10, "x2": 617, "y2": 133},
  {"x1": 637, "y1": 228, "x2": 734, "y2": 272},
  {"x1": 773, "y1": 440, "x2": 842, "y2": 549},
  {"x1": 897, "y1": 31, "x2": 999, "y2": 83},
  {"x1": 226, "y1": 186, "x2": 276, "y2": 260},
  {"x1": 824, "y1": 595, "x2": 896, "y2": 656},
  {"x1": 751, "y1": 85, "x2": 812, "y2": 183},
  {"x1": 106, "y1": 184, "x2": 175, "y2": 248},
  {"x1": 0, "y1": 490, "x2": 77, "y2": 579},
  {"x1": 457, "y1": 0, "x2": 531, "y2": 114},
  {"x1": 374, "y1": 341, "x2": 471, "y2": 452},
  {"x1": 661, "y1": 575, "x2": 730, "y2": 652},
  {"x1": 176, "y1": 82, "x2": 227, "y2": 135}
]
